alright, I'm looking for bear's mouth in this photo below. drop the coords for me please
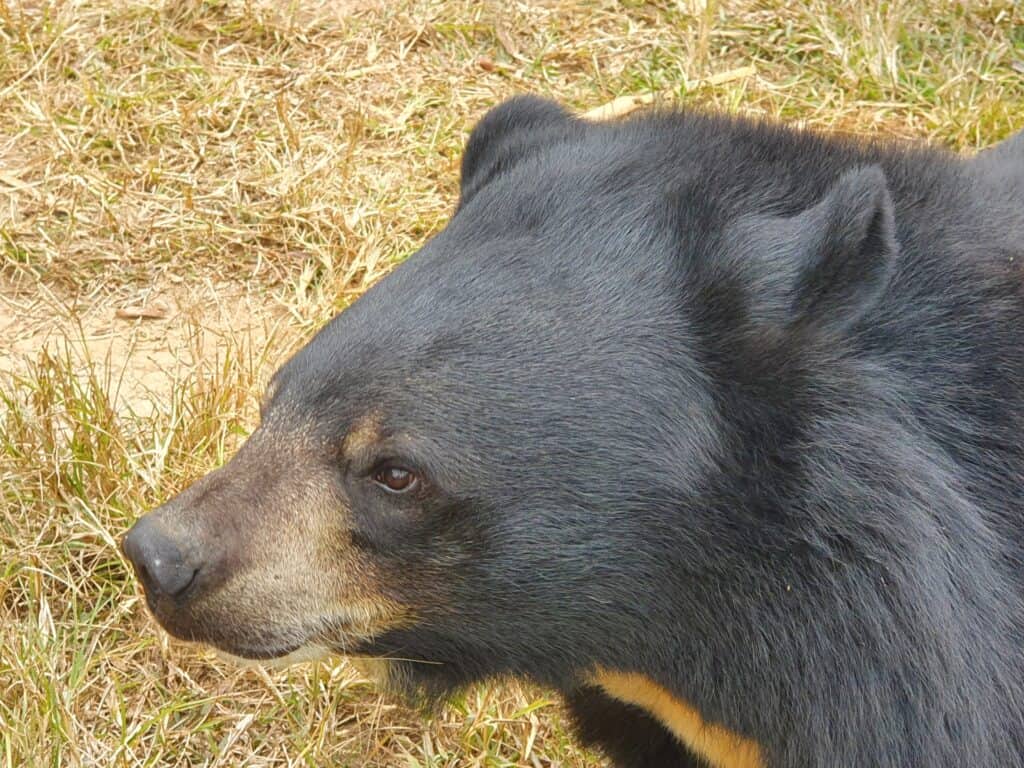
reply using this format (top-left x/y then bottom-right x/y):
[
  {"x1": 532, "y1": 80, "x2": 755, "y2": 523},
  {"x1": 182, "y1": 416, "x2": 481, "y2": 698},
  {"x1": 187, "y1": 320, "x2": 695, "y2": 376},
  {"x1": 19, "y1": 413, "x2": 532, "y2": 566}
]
[
  {"x1": 216, "y1": 642, "x2": 303, "y2": 661},
  {"x1": 215, "y1": 641, "x2": 330, "y2": 664},
  {"x1": 153, "y1": 619, "x2": 317, "y2": 662},
  {"x1": 145, "y1": 605, "x2": 398, "y2": 664},
  {"x1": 211, "y1": 628, "x2": 395, "y2": 666}
]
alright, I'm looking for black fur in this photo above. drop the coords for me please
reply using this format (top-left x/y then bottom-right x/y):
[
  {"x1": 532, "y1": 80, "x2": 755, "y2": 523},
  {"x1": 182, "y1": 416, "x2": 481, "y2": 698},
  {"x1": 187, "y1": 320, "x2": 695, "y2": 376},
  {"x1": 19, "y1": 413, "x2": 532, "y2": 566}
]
[{"x1": 264, "y1": 99, "x2": 1024, "y2": 765}]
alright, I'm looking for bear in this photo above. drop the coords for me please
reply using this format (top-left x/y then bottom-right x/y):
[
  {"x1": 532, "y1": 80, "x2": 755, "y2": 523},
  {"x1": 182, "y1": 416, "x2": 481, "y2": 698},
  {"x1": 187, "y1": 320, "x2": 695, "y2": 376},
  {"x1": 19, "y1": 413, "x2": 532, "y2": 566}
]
[{"x1": 123, "y1": 96, "x2": 1024, "y2": 767}]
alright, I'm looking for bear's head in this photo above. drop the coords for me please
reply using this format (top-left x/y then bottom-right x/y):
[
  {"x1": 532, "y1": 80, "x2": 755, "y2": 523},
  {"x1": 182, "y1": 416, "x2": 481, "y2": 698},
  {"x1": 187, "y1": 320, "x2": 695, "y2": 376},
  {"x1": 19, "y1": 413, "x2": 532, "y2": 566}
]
[{"x1": 122, "y1": 96, "x2": 897, "y2": 696}]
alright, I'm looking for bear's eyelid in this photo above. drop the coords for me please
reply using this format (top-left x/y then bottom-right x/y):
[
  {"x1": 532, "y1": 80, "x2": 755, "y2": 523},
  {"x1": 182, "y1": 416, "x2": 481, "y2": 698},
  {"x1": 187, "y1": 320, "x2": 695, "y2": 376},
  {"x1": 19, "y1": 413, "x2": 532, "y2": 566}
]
[
  {"x1": 347, "y1": 435, "x2": 434, "y2": 490},
  {"x1": 349, "y1": 443, "x2": 412, "y2": 478}
]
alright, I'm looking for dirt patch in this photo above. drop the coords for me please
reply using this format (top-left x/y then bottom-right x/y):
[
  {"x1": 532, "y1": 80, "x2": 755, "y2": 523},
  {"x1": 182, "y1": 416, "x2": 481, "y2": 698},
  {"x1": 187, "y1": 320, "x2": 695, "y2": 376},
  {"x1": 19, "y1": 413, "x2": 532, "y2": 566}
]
[{"x1": 0, "y1": 274, "x2": 285, "y2": 418}]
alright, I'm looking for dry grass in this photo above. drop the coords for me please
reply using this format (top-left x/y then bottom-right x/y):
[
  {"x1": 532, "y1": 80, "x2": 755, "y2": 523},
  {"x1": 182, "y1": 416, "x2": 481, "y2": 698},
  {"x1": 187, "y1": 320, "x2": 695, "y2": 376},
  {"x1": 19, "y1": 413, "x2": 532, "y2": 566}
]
[{"x1": 1, "y1": 1, "x2": 1021, "y2": 766}]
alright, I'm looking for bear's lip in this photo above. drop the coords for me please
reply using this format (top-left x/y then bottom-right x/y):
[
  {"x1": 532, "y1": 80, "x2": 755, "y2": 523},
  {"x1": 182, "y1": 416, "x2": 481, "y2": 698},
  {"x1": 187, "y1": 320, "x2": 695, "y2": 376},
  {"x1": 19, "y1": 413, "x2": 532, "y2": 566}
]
[
  {"x1": 141, "y1": 595, "x2": 397, "y2": 661},
  {"x1": 162, "y1": 617, "x2": 381, "y2": 662},
  {"x1": 213, "y1": 634, "x2": 388, "y2": 664},
  {"x1": 215, "y1": 643, "x2": 299, "y2": 663},
  {"x1": 154, "y1": 621, "x2": 309, "y2": 660},
  {"x1": 213, "y1": 641, "x2": 307, "y2": 661},
  {"x1": 140, "y1": 600, "x2": 314, "y2": 660}
]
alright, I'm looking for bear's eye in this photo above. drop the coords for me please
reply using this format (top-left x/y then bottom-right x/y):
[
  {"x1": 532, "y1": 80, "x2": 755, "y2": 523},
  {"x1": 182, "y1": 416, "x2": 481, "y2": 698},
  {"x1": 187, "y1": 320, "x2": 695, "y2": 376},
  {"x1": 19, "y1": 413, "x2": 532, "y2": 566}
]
[{"x1": 373, "y1": 466, "x2": 417, "y2": 494}]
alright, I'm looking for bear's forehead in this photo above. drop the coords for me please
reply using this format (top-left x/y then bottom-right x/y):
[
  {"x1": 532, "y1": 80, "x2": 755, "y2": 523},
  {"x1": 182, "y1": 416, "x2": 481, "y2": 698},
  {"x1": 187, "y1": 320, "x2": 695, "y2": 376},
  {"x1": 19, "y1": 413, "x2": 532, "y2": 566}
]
[
  {"x1": 265, "y1": 225, "x2": 687, "y2": 435},
  {"x1": 262, "y1": 128, "x2": 734, "y2": 430}
]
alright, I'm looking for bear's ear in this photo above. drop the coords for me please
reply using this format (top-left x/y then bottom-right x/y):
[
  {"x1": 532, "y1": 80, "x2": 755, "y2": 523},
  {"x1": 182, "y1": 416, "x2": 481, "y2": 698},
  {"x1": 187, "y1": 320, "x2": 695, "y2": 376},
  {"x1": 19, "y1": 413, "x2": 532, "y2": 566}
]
[
  {"x1": 733, "y1": 165, "x2": 898, "y2": 333},
  {"x1": 459, "y1": 95, "x2": 575, "y2": 208}
]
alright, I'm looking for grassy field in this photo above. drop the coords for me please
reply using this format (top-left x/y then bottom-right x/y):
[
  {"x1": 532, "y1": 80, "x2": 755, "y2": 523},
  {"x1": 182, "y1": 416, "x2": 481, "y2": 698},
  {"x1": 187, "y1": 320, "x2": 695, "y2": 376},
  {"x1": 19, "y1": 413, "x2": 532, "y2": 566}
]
[{"x1": 1, "y1": 1, "x2": 1022, "y2": 766}]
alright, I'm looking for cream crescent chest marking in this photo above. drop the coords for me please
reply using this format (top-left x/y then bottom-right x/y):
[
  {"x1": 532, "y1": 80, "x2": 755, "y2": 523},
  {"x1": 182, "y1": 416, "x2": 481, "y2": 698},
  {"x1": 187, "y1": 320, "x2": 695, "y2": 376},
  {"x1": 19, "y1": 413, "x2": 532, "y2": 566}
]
[{"x1": 590, "y1": 669, "x2": 764, "y2": 768}]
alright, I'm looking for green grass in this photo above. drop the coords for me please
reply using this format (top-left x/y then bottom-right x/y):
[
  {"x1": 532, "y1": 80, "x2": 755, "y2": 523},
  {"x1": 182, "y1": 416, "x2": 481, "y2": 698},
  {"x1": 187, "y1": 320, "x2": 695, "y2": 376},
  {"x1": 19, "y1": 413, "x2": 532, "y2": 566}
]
[{"x1": 1, "y1": 1, "x2": 1022, "y2": 766}]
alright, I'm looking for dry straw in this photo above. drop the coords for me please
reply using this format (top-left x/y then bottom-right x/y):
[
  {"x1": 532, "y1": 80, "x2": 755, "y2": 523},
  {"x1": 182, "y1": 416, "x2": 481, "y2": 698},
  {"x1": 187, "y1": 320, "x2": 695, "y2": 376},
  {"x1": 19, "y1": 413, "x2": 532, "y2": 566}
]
[{"x1": 1, "y1": 1, "x2": 1021, "y2": 766}]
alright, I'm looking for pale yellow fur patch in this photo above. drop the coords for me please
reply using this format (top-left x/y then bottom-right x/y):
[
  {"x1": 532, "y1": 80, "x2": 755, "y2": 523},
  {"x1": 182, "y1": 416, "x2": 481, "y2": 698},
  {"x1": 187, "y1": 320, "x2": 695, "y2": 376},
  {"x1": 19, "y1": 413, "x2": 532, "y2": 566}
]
[
  {"x1": 342, "y1": 412, "x2": 382, "y2": 455},
  {"x1": 591, "y1": 669, "x2": 764, "y2": 768}
]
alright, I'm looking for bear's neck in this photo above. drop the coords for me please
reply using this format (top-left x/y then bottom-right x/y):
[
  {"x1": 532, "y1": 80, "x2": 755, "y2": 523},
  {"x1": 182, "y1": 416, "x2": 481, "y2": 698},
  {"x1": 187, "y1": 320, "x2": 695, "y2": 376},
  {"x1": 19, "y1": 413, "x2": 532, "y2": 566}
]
[{"x1": 586, "y1": 388, "x2": 1022, "y2": 765}]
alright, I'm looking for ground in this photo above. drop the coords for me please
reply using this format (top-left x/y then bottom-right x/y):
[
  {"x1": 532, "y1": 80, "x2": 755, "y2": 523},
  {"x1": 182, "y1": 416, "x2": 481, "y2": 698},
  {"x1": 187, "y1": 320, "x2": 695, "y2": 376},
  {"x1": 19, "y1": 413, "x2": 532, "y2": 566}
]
[{"x1": 1, "y1": 1, "x2": 1021, "y2": 766}]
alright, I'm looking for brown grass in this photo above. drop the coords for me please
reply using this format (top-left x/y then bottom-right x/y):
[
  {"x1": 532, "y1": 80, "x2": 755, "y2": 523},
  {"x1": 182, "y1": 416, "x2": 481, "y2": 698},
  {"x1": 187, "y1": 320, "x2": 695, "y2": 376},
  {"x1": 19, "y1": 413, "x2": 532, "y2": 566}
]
[{"x1": 1, "y1": 1, "x2": 1022, "y2": 766}]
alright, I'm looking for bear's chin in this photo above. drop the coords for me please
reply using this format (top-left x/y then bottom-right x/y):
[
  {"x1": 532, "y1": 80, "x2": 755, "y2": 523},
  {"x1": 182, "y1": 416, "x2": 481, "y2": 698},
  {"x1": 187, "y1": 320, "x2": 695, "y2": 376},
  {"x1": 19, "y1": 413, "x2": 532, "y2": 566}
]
[
  {"x1": 212, "y1": 642, "x2": 331, "y2": 668},
  {"x1": 347, "y1": 656, "x2": 399, "y2": 685},
  {"x1": 211, "y1": 643, "x2": 404, "y2": 683}
]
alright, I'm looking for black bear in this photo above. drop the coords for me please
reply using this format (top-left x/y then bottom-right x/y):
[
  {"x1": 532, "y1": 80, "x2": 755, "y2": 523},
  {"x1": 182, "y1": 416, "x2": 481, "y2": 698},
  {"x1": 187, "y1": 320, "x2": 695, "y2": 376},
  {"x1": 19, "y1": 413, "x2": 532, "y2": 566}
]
[{"x1": 123, "y1": 96, "x2": 1024, "y2": 767}]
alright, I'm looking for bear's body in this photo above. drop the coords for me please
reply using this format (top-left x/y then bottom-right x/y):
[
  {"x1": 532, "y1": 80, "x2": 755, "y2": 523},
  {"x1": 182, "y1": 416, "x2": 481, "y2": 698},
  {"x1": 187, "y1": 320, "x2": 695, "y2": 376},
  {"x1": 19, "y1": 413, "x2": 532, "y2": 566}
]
[{"x1": 124, "y1": 99, "x2": 1024, "y2": 767}]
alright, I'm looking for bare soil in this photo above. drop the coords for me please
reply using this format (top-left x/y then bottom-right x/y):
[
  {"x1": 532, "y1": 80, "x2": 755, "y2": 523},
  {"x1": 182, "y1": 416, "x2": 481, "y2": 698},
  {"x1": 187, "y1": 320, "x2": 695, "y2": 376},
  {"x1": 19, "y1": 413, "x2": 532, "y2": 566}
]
[{"x1": 0, "y1": 274, "x2": 281, "y2": 417}]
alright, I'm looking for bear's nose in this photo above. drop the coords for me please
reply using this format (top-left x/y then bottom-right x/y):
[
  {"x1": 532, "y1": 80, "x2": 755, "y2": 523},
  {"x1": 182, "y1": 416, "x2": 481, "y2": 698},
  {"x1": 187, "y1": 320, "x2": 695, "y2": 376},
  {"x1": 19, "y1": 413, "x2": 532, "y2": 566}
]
[{"x1": 122, "y1": 516, "x2": 198, "y2": 599}]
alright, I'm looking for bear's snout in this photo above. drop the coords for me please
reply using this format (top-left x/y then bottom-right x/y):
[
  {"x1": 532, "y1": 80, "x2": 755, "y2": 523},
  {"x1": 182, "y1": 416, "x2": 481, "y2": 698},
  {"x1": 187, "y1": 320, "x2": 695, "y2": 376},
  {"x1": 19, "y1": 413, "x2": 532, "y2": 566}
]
[{"x1": 120, "y1": 427, "x2": 409, "y2": 660}]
